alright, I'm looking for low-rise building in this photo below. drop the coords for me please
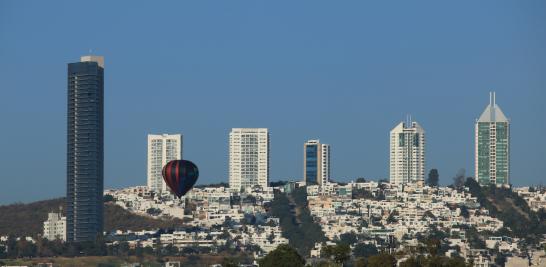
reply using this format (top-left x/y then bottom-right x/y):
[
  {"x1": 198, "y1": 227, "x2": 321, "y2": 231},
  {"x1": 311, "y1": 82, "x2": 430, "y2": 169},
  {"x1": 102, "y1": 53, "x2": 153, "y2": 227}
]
[{"x1": 43, "y1": 212, "x2": 66, "y2": 241}]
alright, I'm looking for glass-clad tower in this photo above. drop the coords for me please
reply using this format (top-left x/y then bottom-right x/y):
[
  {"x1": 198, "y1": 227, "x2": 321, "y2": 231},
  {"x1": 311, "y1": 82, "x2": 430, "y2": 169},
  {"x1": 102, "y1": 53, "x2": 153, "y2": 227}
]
[
  {"x1": 66, "y1": 55, "x2": 104, "y2": 242},
  {"x1": 475, "y1": 92, "x2": 510, "y2": 186},
  {"x1": 304, "y1": 140, "x2": 330, "y2": 186}
]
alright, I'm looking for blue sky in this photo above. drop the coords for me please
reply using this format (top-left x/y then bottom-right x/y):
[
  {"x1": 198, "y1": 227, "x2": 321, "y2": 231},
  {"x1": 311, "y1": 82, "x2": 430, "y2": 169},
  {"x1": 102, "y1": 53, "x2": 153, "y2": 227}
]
[{"x1": 1, "y1": 1, "x2": 545, "y2": 204}]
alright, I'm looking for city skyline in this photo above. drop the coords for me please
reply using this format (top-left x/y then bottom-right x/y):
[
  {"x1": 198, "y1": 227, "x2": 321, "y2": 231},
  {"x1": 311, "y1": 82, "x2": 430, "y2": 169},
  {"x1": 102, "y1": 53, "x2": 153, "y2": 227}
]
[
  {"x1": 1, "y1": 1, "x2": 546, "y2": 204},
  {"x1": 1, "y1": 2, "x2": 546, "y2": 265}
]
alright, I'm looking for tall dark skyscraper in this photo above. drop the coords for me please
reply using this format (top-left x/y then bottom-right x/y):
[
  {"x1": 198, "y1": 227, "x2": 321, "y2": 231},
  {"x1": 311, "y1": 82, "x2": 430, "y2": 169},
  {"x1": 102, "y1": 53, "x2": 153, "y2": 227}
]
[{"x1": 66, "y1": 55, "x2": 104, "y2": 242}]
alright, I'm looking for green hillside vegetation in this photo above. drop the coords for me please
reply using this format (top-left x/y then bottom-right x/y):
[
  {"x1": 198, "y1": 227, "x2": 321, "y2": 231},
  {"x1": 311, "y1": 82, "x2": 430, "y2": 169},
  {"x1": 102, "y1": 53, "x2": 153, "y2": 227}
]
[
  {"x1": 269, "y1": 186, "x2": 326, "y2": 257},
  {"x1": 103, "y1": 202, "x2": 186, "y2": 232},
  {"x1": 0, "y1": 198, "x2": 65, "y2": 237},
  {"x1": 0, "y1": 254, "x2": 234, "y2": 267},
  {"x1": 0, "y1": 198, "x2": 186, "y2": 237},
  {"x1": 464, "y1": 178, "x2": 546, "y2": 244}
]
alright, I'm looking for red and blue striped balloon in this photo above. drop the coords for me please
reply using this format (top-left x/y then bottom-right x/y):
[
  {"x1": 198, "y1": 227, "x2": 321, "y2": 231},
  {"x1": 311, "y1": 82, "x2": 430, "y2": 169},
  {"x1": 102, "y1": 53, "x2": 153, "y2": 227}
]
[{"x1": 162, "y1": 160, "x2": 199, "y2": 198}]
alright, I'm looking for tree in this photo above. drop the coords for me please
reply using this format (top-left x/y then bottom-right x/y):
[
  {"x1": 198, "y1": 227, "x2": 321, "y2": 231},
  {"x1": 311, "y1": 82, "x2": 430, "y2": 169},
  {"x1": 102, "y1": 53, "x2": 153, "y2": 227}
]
[
  {"x1": 16, "y1": 239, "x2": 37, "y2": 258},
  {"x1": 386, "y1": 210, "x2": 399, "y2": 224},
  {"x1": 423, "y1": 210, "x2": 436, "y2": 220},
  {"x1": 367, "y1": 254, "x2": 396, "y2": 267},
  {"x1": 356, "y1": 178, "x2": 367, "y2": 183},
  {"x1": 452, "y1": 169, "x2": 466, "y2": 189},
  {"x1": 427, "y1": 169, "x2": 439, "y2": 187},
  {"x1": 259, "y1": 244, "x2": 305, "y2": 267},
  {"x1": 0, "y1": 244, "x2": 7, "y2": 259},
  {"x1": 424, "y1": 238, "x2": 441, "y2": 256},
  {"x1": 466, "y1": 227, "x2": 486, "y2": 249},
  {"x1": 355, "y1": 258, "x2": 367, "y2": 267},
  {"x1": 103, "y1": 194, "x2": 115, "y2": 202},
  {"x1": 222, "y1": 257, "x2": 239, "y2": 267},
  {"x1": 339, "y1": 232, "x2": 358, "y2": 246},
  {"x1": 182, "y1": 247, "x2": 197, "y2": 255},
  {"x1": 187, "y1": 255, "x2": 201, "y2": 265},
  {"x1": 460, "y1": 206, "x2": 470, "y2": 219},
  {"x1": 399, "y1": 257, "x2": 421, "y2": 267},
  {"x1": 323, "y1": 244, "x2": 351, "y2": 265},
  {"x1": 445, "y1": 257, "x2": 468, "y2": 267},
  {"x1": 118, "y1": 241, "x2": 130, "y2": 257},
  {"x1": 143, "y1": 246, "x2": 154, "y2": 255},
  {"x1": 164, "y1": 244, "x2": 178, "y2": 256},
  {"x1": 6, "y1": 235, "x2": 17, "y2": 258},
  {"x1": 78, "y1": 235, "x2": 107, "y2": 256},
  {"x1": 353, "y1": 188, "x2": 375, "y2": 199},
  {"x1": 495, "y1": 253, "x2": 507, "y2": 266},
  {"x1": 269, "y1": 180, "x2": 289, "y2": 187},
  {"x1": 401, "y1": 256, "x2": 468, "y2": 267},
  {"x1": 353, "y1": 243, "x2": 378, "y2": 258},
  {"x1": 154, "y1": 237, "x2": 163, "y2": 262},
  {"x1": 146, "y1": 208, "x2": 162, "y2": 216},
  {"x1": 135, "y1": 246, "x2": 144, "y2": 259}
]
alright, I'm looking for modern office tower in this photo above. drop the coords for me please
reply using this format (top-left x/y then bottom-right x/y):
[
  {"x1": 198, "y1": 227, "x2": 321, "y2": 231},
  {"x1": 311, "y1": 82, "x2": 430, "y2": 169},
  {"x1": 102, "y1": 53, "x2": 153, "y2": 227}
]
[
  {"x1": 475, "y1": 92, "x2": 510, "y2": 186},
  {"x1": 304, "y1": 140, "x2": 330, "y2": 186},
  {"x1": 229, "y1": 128, "x2": 269, "y2": 190},
  {"x1": 66, "y1": 55, "x2": 104, "y2": 242},
  {"x1": 147, "y1": 134, "x2": 183, "y2": 192},
  {"x1": 389, "y1": 118, "x2": 426, "y2": 185}
]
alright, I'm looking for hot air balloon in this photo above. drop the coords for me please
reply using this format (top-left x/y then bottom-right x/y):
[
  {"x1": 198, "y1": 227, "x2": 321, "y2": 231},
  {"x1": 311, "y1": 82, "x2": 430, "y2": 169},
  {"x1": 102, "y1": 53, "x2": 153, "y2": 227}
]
[{"x1": 162, "y1": 159, "x2": 199, "y2": 198}]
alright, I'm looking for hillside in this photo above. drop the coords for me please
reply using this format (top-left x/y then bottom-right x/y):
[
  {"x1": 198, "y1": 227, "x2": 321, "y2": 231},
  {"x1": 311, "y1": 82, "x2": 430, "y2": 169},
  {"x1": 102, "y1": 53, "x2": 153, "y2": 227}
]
[
  {"x1": 0, "y1": 198, "x2": 186, "y2": 237},
  {"x1": 269, "y1": 187, "x2": 326, "y2": 257},
  {"x1": 464, "y1": 178, "x2": 546, "y2": 244}
]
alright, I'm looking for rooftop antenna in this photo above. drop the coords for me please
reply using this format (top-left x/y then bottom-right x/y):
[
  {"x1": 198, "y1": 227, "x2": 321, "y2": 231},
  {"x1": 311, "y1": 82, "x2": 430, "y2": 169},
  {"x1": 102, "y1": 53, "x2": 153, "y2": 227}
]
[
  {"x1": 492, "y1": 91, "x2": 496, "y2": 107},
  {"x1": 406, "y1": 114, "x2": 412, "y2": 127},
  {"x1": 489, "y1": 91, "x2": 497, "y2": 121}
]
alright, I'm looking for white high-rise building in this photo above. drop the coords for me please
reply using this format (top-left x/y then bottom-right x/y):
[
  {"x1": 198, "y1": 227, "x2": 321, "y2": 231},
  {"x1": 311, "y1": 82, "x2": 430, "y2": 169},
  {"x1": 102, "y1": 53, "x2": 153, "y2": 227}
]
[
  {"x1": 389, "y1": 119, "x2": 426, "y2": 185},
  {"x1": 229, "y1": 128, "x2": 269, "y2": 191},
  {"x1": 43, "y1": 212, "x2": 66, "y2": 241},
  {"x1": 304, "y1": 140, "x2": 331, "y2": 186},
  {"x1": 147, "y1": 134, "x2": 182, "y2": 192}
]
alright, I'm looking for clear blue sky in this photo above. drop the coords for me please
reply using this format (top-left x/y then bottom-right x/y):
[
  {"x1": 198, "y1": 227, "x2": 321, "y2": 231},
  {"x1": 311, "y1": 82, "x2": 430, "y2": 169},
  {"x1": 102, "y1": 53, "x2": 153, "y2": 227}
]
[{"x1": 1, "y1": 1, "x2": 545, "y2": 204}]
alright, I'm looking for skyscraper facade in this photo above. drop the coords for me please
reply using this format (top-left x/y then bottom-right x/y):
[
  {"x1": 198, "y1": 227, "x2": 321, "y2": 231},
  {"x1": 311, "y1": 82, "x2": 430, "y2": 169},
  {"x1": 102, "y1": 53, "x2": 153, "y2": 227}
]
[
  {"x1": 229, "y1": 128, "x2": 269, "y2": 190},
  {"x1": 475, "y1": 92, "x2": 510, "y2": 186},
  {"x1": 389, "y1": 119, "x2": 426, "y2": 185},
  {"x1": 66, "y1": 55, "x2": 104, "y2": 242},
  {"x1": 304, "y1": 140, "x2": 330, "y2": 186},
  {"x1": 147, "y1": 134, "x2": 183, "y2": 192}
]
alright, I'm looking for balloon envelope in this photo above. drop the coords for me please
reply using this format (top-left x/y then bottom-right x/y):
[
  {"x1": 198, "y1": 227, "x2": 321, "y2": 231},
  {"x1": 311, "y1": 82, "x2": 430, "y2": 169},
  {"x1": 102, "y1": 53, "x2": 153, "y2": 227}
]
[{"x1": 162, "y1": 160, "x2": 199, "y2": 198}]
